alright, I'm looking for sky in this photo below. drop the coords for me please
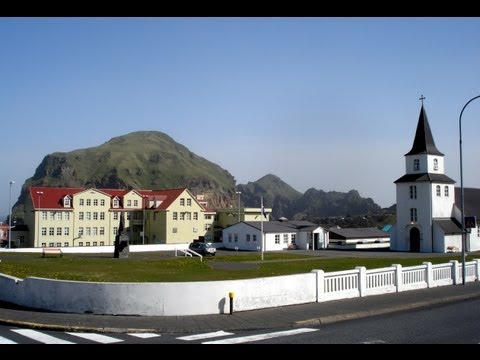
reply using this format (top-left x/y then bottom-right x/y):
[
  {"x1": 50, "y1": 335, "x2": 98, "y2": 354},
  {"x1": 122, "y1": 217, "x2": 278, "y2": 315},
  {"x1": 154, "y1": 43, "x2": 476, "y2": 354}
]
[{"x1": 1, "y1": 17, "x2": 480, "y2": 217}]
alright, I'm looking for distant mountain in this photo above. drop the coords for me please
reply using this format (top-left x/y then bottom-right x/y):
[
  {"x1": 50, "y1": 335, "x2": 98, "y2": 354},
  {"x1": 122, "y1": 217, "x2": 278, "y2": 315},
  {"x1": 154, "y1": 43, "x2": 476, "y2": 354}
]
[
  {"x1": 13, "y1": 131, "x2": 386, "y2": 225},
  {"x1": 236, "y1": 174, "x2": 302, "y2": 219}
]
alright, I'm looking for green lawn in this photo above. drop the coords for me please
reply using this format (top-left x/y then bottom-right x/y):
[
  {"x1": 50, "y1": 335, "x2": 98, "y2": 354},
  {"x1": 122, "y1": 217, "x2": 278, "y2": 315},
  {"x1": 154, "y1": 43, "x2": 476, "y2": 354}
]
[{"x1": 0, "y1": 251, "x2": 476, "y2": 282}]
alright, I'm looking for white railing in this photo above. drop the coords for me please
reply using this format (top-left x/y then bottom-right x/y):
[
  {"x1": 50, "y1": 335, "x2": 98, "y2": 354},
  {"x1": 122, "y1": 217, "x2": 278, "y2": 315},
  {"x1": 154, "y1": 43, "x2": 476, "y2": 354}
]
[
  {"x1": 175, "y1": 248, "x2": 203, "y2": 262},
  {"x1": 322, "y1": 269, "x2": 360, "y2": 301},
  {"x1": 365, "y1": 266, "x2": 396, "y2": 296}
]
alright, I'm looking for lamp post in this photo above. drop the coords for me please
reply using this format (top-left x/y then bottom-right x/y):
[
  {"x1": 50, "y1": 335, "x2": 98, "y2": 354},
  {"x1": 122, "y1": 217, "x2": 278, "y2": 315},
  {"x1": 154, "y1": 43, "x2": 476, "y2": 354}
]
[
  {"x1": 8, "y1": 180, "x2": 15, "y2": 249},
  {"x1": 459, "y1": 95, "x2": 480, "y2": 285},
  {"x1": 36, "y1": 191, "x2": 44, "y2": 247},
  {"x1": 235, "y1": 191, "x2": 241, "y2": 223}
]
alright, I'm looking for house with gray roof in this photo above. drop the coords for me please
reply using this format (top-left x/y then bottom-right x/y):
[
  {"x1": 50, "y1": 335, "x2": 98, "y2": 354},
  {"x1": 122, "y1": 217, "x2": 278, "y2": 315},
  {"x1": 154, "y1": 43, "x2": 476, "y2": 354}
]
[
  {"x1": 222, "y1": 220, "x2": 329, "y2": 251},
  {"x1": 328, "y1": 227, "x2": 390, "y2": 249}
]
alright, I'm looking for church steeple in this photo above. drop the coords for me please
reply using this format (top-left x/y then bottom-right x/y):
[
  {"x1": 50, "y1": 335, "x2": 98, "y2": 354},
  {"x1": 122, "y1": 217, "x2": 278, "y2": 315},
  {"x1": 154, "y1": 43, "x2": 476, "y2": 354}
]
[{"x1": 405, "y1": 104, "x2": 444, "y2": 156}]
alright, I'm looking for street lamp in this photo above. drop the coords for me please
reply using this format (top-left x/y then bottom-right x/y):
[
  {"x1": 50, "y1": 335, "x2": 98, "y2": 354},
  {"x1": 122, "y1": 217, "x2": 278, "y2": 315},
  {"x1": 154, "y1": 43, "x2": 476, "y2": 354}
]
[
  {"x1": 8, "y1": 180, "x2": 15, "y2": 249},
  {"x1": 36, "y1": 191, "x2": 44, "y2": 246},
  {"x1": 459, "y1": 95, "x2": 480, "y2": 285},
  {"x1": 236, "y1": 191, "x2": 241, "y2": 223}
]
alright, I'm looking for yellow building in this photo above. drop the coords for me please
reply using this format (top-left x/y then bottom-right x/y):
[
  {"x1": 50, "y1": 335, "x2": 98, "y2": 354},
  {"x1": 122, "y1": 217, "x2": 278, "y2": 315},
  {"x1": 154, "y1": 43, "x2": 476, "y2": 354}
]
[{"x1": 24, "y1": 186, "x2": 206, "y2": 248}]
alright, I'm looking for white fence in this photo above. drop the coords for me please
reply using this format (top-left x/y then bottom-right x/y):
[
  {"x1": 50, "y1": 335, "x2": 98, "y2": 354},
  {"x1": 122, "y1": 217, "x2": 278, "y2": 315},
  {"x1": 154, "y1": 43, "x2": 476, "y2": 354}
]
[{"x1": 0, "y1": 259, "x2": 478, "y2": 316}]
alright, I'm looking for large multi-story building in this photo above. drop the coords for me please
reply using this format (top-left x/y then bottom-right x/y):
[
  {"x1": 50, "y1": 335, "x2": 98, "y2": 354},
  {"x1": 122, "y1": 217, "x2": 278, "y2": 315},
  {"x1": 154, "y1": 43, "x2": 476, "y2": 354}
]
[{"x1": 23, "y1": 187, "x2": 207, "y2": 248}]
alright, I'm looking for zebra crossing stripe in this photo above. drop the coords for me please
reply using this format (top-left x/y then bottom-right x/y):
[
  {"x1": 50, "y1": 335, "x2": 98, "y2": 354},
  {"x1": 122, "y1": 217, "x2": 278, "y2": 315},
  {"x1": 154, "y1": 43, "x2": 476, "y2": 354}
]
[
  {"x1": 66, "y1": 332, "x2": 123, "y2": 344},
  {"x1": 12, "y1": 329, "x2": 74, "y2": 344},
  {"x1": 177, "y1": 330, "x2": 234, "y2": 341},
  {"x1": 0, "y1": 335, "x2": 16, "y2": 344},
  {"x1": 128, "y1": 333, "x2": 161, "y2": 339},
  {"x1": 202, "y1": 328, "x2": 318, "y2": 344}
]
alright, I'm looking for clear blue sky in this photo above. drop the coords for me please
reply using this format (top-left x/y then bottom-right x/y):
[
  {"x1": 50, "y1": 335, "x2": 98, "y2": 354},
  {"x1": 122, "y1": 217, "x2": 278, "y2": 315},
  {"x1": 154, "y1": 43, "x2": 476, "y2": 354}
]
[{"x1": 1, "y1": 17, "x2": 480, "y2": 217}]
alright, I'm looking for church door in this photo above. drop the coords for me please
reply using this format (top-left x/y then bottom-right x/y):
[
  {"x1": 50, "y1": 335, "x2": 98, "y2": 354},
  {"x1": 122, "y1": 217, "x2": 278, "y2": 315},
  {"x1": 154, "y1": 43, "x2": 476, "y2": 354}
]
[{"x1": 410, "y1": 228, "x2": 420, "y2": 252}]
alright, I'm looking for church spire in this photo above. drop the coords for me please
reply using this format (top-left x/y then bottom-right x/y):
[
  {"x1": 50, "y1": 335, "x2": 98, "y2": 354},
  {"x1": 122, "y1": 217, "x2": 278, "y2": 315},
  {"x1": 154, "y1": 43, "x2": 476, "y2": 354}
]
[{"x1": 405, "y1": 98, "x2": 444, "y2": 156}]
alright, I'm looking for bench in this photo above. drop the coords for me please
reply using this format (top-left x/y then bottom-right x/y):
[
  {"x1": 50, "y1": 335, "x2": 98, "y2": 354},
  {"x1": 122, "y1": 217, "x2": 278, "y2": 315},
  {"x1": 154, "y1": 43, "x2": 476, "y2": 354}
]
[
  {"x1": 42, "y1": 247, "x2": 63, "y2": 258},
  {"x1": 446, "y1": 246, "x2": 459, "y2": 253}
]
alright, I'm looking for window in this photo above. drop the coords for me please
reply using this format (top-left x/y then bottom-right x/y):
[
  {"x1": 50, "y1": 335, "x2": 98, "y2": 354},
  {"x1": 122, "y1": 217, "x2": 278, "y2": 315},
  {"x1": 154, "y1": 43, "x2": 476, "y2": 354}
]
[
  {"x1": 133, "y1": 212, "x2": 139, "y2": 220},
  {"x1": 93, "y1": 227, "x2": 98, "y2": 236},
  {"x1": 113, "y1": 212, "x2": 119, "y2": 220},
  {"x1": 246, "y1": 234, "x2": 251, "y2": 242},
  {"x1": 65, "y1": 212, "x2": 70, "y2": 221},
  {"x1": 57, "y1": 227, "x2": 62, "y2": 236},
  {"x1": 86, "y1": 242, "x2": 91, "y2": 246},
  {"x1": 127, "y1": 200, "x2": 132, "y2": 207},
  {"x1": 113, "y1": 227, "x2": 118, "y2": 235},
  {"x1": 414, "y1": 159, "x2": 420, "y2": 171},
  {"x1": 291, "y1": 234, "x2": 296, "y2": 244},
  {"x1": 93, "y1": 199, "x2": 98, "y2": 206},
  {"x1": 86, "y1": 212, "x2": 91, "y2": 220},
  {"x1": 79, "y1": 212, "x2": 84, "y2": 220},
  {"x1": 186, "y1": 212, "x2": 191, "y2": 220},
  {"x1": 64, "y1": 227, "x2": 69, "y2": 236},
  {"x1": 113, "y1": 198, "x2": 119, "y2": 208},
  {"x1": 49, "y1": 212, "x2": 55, "y2": 220},
  {"x1": 193, "y1": 227, "x2": 198, "y2": 233},
  {"x1": 173, "y1": 212, "x2": 178, "y2": 220},
  {"x1": 41, "y1": 243, "x2": 46, "y2": 247},
  {"x1": 433, "y1": 158, "x2": 438, "y2": 171},
  {"x1": 79, "y1": 242, "x2": 83, "y2": 247},
  {"x1": 93, "y1": 212, "x2": 98, "y2": 220},
  {"x1": 86, "y1": 227, "x2": 91, "y2": 236},
  {"x1": 41, "y1": 227, "x2": 47, "y2": 236},
  {"x1": 234, "y1": 234, "x2": 238, "y2": 242},
  {"x1": 100, "y1": 241, "x2": 105, "y2": 246},
  {"x1": 78, "y1": 227, "x2": 84, "y2": 236},
  {"x1": 173, "y1": 227, "x2": 178, "y2": 233},
  {"x1": 193, "y1": 212, "x2": 198, "y2": 220},
  {"x1": 100, "y1": 227, "x2": 105, "y2": 236},
  {"x1": 100, "y1": 212, "x2": 105, "y2": 220},
  {"x1": 180, "y1": 212, "x2": 185, "y2": 220},
  {"x1": 64, "y1": 197, "x2": 71, "y2": 207},
  {"x1": 410, "y1": 208, "x2": 418, "y2": 222},
  {"x1": 49, "y1": 243, "x2": 54, "y2": 247},
  {"x1": 283, "y1": 234, "x2": 288, "y2": 244},
  {"x1": 410, "y1": 185, "x2": 417, "y2": 199},
  {"x1": 42, "y1": 211, "x2": 47, "y2": 220},
  {"x1": 100, "y1": 199, "x2": 105, "y2": 206},
  {"x1": 64, "y1": 242, "x2": 69, "y2": 247},
  {"x1": 253, "y1": 234, "x2": 257, "y2": 242},
  {"x1": 93, "y1": 242, "x2": 97, "y2": 246},
  {"x1": 56, "y1": 242, "x2": 61, "y2": 247},
  {"x1": 275, "y1": 234, "x2": 280, "y2": 244},
  {"x1": 228, "y1": 233, "x2": 232, "y2": 242},
  {"x1": 57, "y1": 212, "x2": 62, "y2": 220},
  {"x1": 86, "y1": 199, "x2": 91, "y2": 206},
  {"x1": 180, "y1": 198, "x2": 185, "y2": 206},
  {"x1": 444, "y1": 186, "x2": 449, "y2": 197},
  {"x1": 205, "y1": 223, "x2": 211, "y2": 231},
  {"x1": 134, "y1": 199, "x2": 138, "y2": 207},
  {"x1": 126, "y1": 212, "x2": 131, "y2": 220},
  {"x1": 49, "y1": 227, "x2": 54, "y2": 236},
  {"x1": 187, "y1": 198, "x2": 192, "y2": 206},
  {"x1": 436, "y1": 185, "x2": 441, "y2": 197},
  {"x1": 79, "y1": 199, "x2": 84, "y2": 206}
]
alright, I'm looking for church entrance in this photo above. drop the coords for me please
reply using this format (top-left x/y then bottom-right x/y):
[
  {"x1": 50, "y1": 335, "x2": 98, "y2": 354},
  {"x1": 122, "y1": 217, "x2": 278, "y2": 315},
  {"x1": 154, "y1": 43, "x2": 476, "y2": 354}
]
[{"x1": 410, "y1": 227, "x2": 420, "y2": 252}]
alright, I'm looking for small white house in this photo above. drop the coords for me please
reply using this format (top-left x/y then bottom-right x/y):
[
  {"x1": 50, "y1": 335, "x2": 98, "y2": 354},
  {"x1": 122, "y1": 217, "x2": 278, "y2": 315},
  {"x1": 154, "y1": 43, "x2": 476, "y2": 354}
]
[{"x1": 222, "y1": 220, "x2": 329, "y2": 251}]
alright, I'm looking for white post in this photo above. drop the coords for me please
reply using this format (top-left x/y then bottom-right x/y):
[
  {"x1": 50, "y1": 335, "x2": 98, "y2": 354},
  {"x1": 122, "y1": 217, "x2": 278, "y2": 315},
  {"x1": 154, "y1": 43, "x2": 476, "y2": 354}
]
[
  {"x1": 450, "y1": 260, "x2": 459, "y2": 285},
  {"x1": 356, "y1": 266, "x2": 366, "y2": 297},
  {"x1": 311, "y1": 269, "x2": 324, "y2": 302},
  {"x1": 393, "y1": 264, "x2": 403, "y2": 292},
  {"x1": 423, "y1": 262, "x2": 433, "y2": 288}
]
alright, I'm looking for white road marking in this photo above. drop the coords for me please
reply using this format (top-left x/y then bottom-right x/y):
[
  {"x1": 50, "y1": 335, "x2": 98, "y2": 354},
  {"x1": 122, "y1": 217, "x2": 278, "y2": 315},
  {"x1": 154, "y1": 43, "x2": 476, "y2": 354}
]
[
  {"x1": 177, "y1": 330, "x2": 234, "y2": 341},
  {"x1": 128, "y1": 333, "x2": 161, "y2": 339},
  {"x1": 203, "y1": 328, "x2": 318, "y2": 344},
  {"x1": 12, "y1": 329, "x2": 74, "y2": 344},
  {"x1": 362, "y1": 339, "x2": 386, "y2": 344},
  {"x1": 66, "y1": 332, "x2": 123, "y2": 344},
  {"x1": 0, "y1": 335, "x2": 16, "y2": 344}
]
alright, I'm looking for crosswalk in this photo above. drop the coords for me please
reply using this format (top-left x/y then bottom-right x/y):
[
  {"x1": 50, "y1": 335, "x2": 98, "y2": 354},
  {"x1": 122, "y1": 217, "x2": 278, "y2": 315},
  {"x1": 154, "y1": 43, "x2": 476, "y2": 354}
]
[{"x1": 0, "y1": 327, "x2": 318, "y2": 344}]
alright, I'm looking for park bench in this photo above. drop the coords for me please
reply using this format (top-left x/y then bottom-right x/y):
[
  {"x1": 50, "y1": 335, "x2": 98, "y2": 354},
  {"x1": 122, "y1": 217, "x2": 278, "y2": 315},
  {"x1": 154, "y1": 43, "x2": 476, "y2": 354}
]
[{"x1": 42, "y1": 247, "x2": 63, "y2": 258}]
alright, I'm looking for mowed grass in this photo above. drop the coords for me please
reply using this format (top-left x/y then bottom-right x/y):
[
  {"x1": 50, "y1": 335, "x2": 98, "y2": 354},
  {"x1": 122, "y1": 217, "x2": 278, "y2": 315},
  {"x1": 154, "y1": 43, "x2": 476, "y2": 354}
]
[{"x1": 0, "y1": 251, "x2": 476, "y2": 282}]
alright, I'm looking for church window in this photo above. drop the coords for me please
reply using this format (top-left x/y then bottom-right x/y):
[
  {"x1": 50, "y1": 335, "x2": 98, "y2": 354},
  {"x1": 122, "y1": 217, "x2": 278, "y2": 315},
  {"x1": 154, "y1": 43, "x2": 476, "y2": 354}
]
[
  {"x1": 410, "y1": 208, "x2": 417, "y2": 222},
  {"x1": 436, "y1": 185, "x2": 441, "y2": 197},
  {"x1": 433, "y1": 158, "x2": 438, "y2": 171},
  {"x1": 444, "y1": 186, "x2": 449, "y2": 197},
  {"x1": 409, "y1": 185, "x2": 417, "y2": 199},
  {"x1": 414, "y1": 159, "x2": 420, "y2": 171}
]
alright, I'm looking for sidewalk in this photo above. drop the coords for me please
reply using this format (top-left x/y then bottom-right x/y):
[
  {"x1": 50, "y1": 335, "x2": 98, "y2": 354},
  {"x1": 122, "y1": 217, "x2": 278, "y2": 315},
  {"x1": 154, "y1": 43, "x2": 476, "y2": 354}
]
[{"x1": 0, "y1": 281, "x2": 479, "y2": 334}]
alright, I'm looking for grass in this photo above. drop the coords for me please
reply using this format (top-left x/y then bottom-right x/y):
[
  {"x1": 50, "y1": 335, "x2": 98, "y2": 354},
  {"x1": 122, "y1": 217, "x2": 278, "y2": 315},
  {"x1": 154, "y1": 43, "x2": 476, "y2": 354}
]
[{"x1": 0, "y1": 251, "x2": 477, "y2": 282}]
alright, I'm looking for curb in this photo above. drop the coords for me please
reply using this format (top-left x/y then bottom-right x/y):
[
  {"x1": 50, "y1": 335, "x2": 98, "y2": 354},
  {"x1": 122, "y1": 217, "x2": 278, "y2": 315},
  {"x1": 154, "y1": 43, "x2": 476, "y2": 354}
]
[{"x1": 294, "y1": 292, "x2": 480, "y2": 327}]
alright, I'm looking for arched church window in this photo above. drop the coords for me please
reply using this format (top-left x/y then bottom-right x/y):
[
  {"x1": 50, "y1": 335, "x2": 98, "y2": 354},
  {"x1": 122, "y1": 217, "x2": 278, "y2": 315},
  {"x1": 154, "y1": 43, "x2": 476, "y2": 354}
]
[
  {"x1": 433, "y1": 158, "x2": 438, "y2": 171},
  {"x1": 436, "y1": 185, "x2": 441, "y2": 197},
  {"x1": 444, "y1": 186, "x2": 449, "y2": 197},
  {"x1": 414, "y1": 159, "x2": 420, "y2": 171},
  {"x1": 410, "y1": 208, "x2": 417, "y2": 222}
]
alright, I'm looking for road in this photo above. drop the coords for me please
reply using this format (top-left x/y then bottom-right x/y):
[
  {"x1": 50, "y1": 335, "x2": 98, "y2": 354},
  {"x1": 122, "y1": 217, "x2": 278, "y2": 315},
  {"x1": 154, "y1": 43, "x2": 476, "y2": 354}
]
[{"x1": 0, "y1": 297, "x2": 479, "y2": 344}]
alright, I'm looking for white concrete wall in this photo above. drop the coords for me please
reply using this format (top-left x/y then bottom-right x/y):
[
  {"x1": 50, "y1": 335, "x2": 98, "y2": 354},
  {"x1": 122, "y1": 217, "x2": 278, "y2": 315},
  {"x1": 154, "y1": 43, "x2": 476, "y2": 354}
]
[{"x1": 0, "y1": 243, "x2": 189, "y2": 254}]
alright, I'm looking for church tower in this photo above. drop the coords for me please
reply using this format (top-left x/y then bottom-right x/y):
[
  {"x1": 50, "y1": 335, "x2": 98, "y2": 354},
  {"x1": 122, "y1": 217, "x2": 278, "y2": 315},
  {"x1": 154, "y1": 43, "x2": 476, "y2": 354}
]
[{"x1": 392, "y1": 99, "x2": 456, "y2": 252}]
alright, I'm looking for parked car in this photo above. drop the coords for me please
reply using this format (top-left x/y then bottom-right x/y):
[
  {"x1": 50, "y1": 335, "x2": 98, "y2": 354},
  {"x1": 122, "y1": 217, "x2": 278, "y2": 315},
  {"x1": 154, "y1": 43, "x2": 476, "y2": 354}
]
[{"x1": 188, "y1": 242, "x2": 216, "y2": 256}]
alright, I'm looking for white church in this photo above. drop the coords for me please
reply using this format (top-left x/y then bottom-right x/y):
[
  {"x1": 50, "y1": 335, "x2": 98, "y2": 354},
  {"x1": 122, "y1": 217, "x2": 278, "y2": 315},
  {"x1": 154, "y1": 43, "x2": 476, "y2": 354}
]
[{"x1": 391, "y1": 102, "x2": 480, "y2": 253}]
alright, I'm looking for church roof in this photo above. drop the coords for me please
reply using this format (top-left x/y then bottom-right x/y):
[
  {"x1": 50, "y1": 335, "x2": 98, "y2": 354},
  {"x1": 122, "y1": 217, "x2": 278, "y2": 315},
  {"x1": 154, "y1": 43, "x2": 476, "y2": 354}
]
[
  {"x1": 394, "y1": 173, "x2": 456, "y2": 184},
  {"x1": 455, "y1": 187, "x2": 480, "y2": 218},
  {"x1": 433, "y1": 218, "x2": 462, "y2": 235},
  {"x1": 405, "y1": 105, "x2": 444, "y2": 156}
]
